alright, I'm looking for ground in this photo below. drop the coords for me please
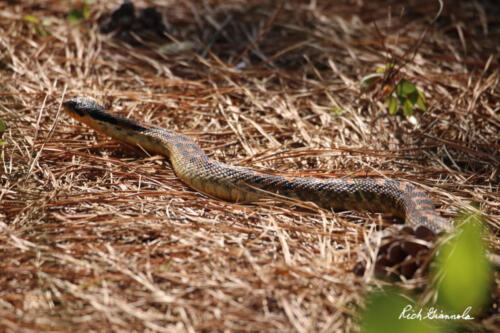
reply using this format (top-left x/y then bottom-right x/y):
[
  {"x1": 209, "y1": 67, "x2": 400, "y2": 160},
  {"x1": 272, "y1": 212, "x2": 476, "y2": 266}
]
[{"x1": 0, "y1": 0, "x2": 499, "y2": 332}]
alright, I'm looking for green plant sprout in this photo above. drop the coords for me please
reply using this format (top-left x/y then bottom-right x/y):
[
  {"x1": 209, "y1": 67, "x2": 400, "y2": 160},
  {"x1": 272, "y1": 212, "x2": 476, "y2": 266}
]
[
  {"x1": 434, "y1": 211, "x2": 492, "y2": 316},
  {"x1": 23, "y1": 15, "x2": 50, "y2": 36},
  {"x1": 68, "y1": 0, "x2": 93, "y2": 24},
  {"x1": 361, "y1": 64, "x2": 427, "y2": 117}
]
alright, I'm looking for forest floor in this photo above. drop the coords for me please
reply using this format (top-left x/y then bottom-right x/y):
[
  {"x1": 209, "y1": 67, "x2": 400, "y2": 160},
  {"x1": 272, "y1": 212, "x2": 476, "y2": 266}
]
[{"x1": 1, "y1": 1, "x2": 499, "y2": 332}]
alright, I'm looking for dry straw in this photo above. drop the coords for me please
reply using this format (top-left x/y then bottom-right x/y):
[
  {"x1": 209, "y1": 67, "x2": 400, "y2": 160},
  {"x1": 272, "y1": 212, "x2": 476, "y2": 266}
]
[{"x1": 0, "y1": 0, "x2": 498, "y2": 331}]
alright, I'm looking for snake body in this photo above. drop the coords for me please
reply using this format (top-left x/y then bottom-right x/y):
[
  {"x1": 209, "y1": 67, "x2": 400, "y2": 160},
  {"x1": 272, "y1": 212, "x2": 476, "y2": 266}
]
[{"x1": 63, "y1": 97, "x2": 453, "y2": 234}]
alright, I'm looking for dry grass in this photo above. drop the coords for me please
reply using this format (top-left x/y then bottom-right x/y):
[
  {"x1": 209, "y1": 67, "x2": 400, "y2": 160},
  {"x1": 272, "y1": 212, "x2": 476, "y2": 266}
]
[{"x1": 1, "y1": 0, "x2": 499, "y2": 331}]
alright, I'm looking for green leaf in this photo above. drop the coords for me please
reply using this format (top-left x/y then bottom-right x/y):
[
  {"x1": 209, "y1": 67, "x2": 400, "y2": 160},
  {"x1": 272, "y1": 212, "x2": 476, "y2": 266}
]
[
  {"x1": 68, "y1": 9, "x2": 85, "y2": 23},
  {"x1": 0, "y1": 119, "x2": 6, "y2": 133},
  {"x1": 23, "y1": 15, "x2": 50, "y2": 35},
  {"x1": 332, "y1": 106, "x2": 344, "y2": 117},
  {"x1": 23, "y1": 15, "x2": 40, "y2": 24},
  {"x1": 408, "y1": 90, "x2": 419, "y2": 106},
  {"x1": 83, "y1": 5, "x2": 90, "y2": 19},
  {"x1": 417, "y1": 89, "x2": 426, "y2": 102},
  {"x1": 386, "y1": 96, "x2": 398, "y2": 115},
  {"x1": 416, "y1": 90, "x2": 427, "y2": 111},
  {"x1": 359, "y1": 289, "x2": 442, "y2": 333},
  {"x1": 34, "y1": 25, "x2": 49, "y2": 36},
  {"x1": 402, "y1": 98, "x2": 413, "y2": 117},
  {"x1": 0, "y1": 139, "x2": 6, "y2": 146},
  {"x1": 434, "y1": 211, "x2": 492, "y2": 316},
  {"x1": 376, "y1": 63, "x2": 396, "y2": 73},
  {"x1": 396, "y1": 92, "x2": 406, "y2": 107},
  {"x1": 416, "y1": 96, "x2": 426, "y2": 111},
  {"x1": 397, "y1": 80, "x2": 417, "y2": 97}
]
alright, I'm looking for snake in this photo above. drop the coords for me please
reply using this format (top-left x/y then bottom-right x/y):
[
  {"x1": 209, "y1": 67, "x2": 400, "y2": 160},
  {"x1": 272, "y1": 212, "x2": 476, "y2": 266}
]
[{"x1": 62, "y1": 97, "x2": 454, "y2": 235}]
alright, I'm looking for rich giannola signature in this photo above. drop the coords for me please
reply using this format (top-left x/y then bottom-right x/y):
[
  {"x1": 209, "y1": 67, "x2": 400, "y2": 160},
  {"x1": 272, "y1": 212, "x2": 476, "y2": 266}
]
[{"x1": 399, "y1": 305, "x2": 474, "y2": 321}]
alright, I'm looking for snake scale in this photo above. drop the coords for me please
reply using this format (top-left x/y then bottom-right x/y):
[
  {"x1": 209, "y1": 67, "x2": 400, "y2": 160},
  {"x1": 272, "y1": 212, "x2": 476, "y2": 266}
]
[{"x1": 63, "y1": 97, "x2": 454, "y2": 235}]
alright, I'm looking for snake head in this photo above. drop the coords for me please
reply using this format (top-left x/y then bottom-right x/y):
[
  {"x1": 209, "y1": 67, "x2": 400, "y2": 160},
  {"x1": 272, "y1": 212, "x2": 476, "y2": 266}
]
[
  {"x1": 62, "y1": 97, "x2": 149, "y2": 138},
  {"x1": 63, "y1": 97, "x2": 105, "y2": 118}
]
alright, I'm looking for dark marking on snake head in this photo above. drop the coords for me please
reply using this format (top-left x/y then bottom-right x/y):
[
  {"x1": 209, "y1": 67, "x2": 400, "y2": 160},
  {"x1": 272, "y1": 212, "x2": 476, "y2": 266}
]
[
  {"x1": 63, "y1": 97, "x2": 105, "y2": 117},
  {"x1": 64, "y1": 98, "x2": 148, "y2": 133},
  {"x1": 93, "y1": 112, "x2": 147, "y2": 133}
]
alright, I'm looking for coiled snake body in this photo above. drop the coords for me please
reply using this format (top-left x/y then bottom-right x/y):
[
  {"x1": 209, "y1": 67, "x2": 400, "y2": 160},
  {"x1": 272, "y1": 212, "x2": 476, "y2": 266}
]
[{"x1": 63, "y1": 97, "x2": 453, "y2": 234}]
